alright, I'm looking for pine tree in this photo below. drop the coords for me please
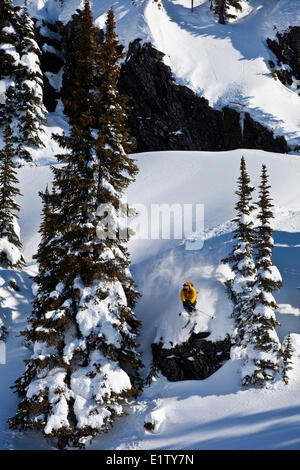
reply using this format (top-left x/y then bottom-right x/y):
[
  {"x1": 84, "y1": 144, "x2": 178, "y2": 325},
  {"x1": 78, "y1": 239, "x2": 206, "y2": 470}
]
[
  {"x1": 0, "y1": 2, "x2": 47, "y2": 165},
  {"x1": 222, "y1": 156, "x2": 256, "y2": 344},
  {"x1": 31, "y1": 184, "x2": 60, "y2": 295},
  {"x1": 213, "y1": 0, "x2": 244, "y2": 24},
  {"x1": 0, "y1": 1, "x2": 17, "y2": 81},
  {"x1": 94, "y1": 6, "x2": 139, "y2": 297},
  {"x1": 62, "y1": 0, "x2": 97, "y2": 127},
  {"x1": 9, "y1": 4, "x2": 143, "y2": 449},
  {"x1": 0, "y1": 124, "x2": 24, "y2": 268},
  {"x1": 242, "y1": 164, "x2": 282, "y2": 386},
  {"x1": 0, "y1": 124, "x2": 24, "y2": 340},
  {"x1": 281, "y1": 333, "x2": 294, "y2": 385}
]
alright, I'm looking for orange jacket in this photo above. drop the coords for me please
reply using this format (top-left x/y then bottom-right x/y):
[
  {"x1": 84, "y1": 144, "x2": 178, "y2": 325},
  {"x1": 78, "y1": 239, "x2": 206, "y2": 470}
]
[{"x1": 180, "y1": 282, "x2": 197, "y2": 303}]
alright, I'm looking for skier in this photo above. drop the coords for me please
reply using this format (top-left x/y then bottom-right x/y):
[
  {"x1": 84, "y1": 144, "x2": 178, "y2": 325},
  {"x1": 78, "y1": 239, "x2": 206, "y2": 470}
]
[{"x1": 180, "y1": 282, "x2": 197, "y2": 313}]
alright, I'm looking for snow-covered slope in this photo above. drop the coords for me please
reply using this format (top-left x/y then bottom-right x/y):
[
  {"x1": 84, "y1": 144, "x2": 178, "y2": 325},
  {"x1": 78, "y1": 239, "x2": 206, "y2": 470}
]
[
  {"x1": 20, "y1": 0, "x2": 300, "y2": 150},
  {"x1": 1, "y1": 149, "x2": 300, "y2": 449}
]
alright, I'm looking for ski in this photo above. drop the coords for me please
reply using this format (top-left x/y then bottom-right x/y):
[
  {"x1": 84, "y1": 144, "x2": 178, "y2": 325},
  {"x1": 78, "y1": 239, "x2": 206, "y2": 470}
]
[
  {"x1": 179, "y1": 309, "x2": 214, "y2": 325},
  {"x1": 183, "y1": 318, "x2": 192, "y2": 328}
]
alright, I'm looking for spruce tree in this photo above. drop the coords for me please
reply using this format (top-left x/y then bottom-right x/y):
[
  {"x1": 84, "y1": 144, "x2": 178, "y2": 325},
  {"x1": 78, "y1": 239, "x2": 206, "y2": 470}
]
[
  {"x1": 222, "y1": 156, "x2": 256, "y2": 344},
  {"x1": 62, "y1": 0, "x2": 97, "y2": 127},
  {"x1": 0, "y1": 2, "x2": 47, "y2": 165},
  {"x1": 281, "y1": 333, "x2": 294, "y2": 385},
  {"x1": 241, "y1": 164, "x2": 282, "y2": 386},
  {"x1": 213, "y1": 0, "x2": 244, "y2": 24},
  {"x1": 0, "y1": 0, "x2": 17, "y2": 81},
  {"x1": 0, "y1": 124, "x2": 24, "y2": 340},
  {"x1": 0, "y1": 124, "x2": 24, "y2": 268},
  {"x1": 9, "y1": 4, "x2": 143, "y2": 449},
  {"x1": 94, "y1": 7, "x2": 139, "y2": 308}
]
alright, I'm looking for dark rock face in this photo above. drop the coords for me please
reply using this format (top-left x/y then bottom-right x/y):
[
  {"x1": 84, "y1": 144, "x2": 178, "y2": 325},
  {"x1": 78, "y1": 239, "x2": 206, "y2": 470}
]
[
  {"x1": 152, "y1": 332, "x2": 231, "y2": 381},
  {"x1": 267, "y1": 26, "x2": 300, "y2": 92},
  {"x1": 119, "y1": 39, "x2": 289, "y2": 154}
]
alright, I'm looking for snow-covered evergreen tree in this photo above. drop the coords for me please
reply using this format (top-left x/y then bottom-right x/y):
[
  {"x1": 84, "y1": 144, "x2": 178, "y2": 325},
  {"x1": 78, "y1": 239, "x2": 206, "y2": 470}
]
[
  {"x1": 213, "y1": 0, "x2": 244, "y2": 24},
  {"x1": 0, "y1": 124, "x2": 24, "y2": 269},
  {"x1": 0, "y1": 1, "x2": 17, "y2": 83},
  {"x1": 9, "y1": 3, "x2": 143, "y2": 449},
  {"x1": 281, "y1": 333, "x2": 294, "y2": 385},
  {"x1": 241, "y1": 164, "x2": 282, "y2": 386},
  {"x1": 222, "y1": 156, "x2": 256, "y2": 344},
  {"x1": 94, "y1": 7, "x2": 139, "y2": 309},
  {"x1": 0, "y1": 1, "x2": 47, "y2": 165},
  {"x1": 0, "y1": 124, "x2": 24, "y2": 340}
]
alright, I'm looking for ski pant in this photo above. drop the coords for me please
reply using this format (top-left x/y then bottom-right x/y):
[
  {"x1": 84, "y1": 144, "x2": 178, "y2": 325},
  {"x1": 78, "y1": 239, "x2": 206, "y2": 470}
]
[{"x1": 183, "y1": 300, "x2": 197, "y2": 313}]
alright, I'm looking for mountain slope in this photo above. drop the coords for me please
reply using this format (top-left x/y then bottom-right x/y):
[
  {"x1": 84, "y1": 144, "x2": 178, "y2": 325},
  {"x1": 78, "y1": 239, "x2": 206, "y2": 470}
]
[{"x1": 20, "y1": 0, "x2": 300, "y2": 150}]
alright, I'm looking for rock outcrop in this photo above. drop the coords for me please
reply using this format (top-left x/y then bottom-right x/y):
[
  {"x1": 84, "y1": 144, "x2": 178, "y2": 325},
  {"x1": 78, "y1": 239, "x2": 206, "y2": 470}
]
[
  {"x1": 267, "y1": 26, "x2": 300, "y2": 92},
  {"x1": 152, "y1": 332, "x2": 231, "y2": 381},
  {"x1": 119, "y1": 39, "x2": 289, "y2": 154}
]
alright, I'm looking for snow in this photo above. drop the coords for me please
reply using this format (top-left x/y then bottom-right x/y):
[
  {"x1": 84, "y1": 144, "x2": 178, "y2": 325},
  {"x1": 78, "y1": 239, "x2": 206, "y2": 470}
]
[
  {"x1": 0, "y1": 237, "x2": 22, "y2": 266},
  {"x1": 2, "y1": 25, "x2": 16, "y2": 35},
  {"x1": 260, "y1": 264, "x2": 283, "y2": 283},
  {"x1": 289, "y1": 334, "x2": 300, "y2": 358},
  {"x1": 0, "y1": 44, "x2": 19, "y2": 63}
]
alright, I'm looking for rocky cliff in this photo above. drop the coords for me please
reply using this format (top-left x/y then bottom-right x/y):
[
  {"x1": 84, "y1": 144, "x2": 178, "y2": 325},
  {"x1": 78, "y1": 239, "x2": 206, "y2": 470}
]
[
  {"x1": 152, "y1": 332, "x2": 231, "y2": 382},
  {"x1": 267, "y1": 26, "x2": 300, "y2": 93},
  {"x1": 119, "y1": 39, "x2": 288, "y2": 154}
]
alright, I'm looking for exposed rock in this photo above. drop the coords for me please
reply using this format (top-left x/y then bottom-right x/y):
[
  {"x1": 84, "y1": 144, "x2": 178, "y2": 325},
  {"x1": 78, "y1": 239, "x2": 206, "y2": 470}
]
[
  {"x1": 118, "y1": 40, "x2": 289, "y2": 154},
  {"x1": 152, "y1": 332, "x2": 231, "y2": 381},
  {"x1": 267, "y1": 26, "x2": 300, "y2": 92}
]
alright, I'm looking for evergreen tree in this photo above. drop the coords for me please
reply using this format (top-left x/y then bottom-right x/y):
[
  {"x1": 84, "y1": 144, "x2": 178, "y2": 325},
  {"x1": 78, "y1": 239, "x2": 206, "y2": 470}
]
[
  {"x1": 241, "y1": 164, "x2": 282, "y2": 386},
  {"x1": 9, "y1": 4, "x2": 143, "y2": 449},
  {"x1": 62, "y1": 0, "x2": 97, "y2": 127},
  {"x1": 222, "y1": 156, "x2": 256, "y2": 344},
  {"x1": 213, "y1": 0, "x2": 244, "y2": 24},
  {"x1": 0, "y1": 124, "x2": 24, "y2": 268},
  {"x1": 0, "y1": 0, "x2": 18, "y2": 81},
  {"x1": 31, "y1": 184, "x2": 60, "y2": 294},
  {"x1": 0, "y1": 2, "x2": 47, "y2": 165},
  {"x1": 0, "y1": 124, "x2": 24, "y2": 340},
  {"x1": 281, "y1": 333, "x2": 294, "y2": 385},
  {"x1": 94, "y1": 7, "x2": 139, "y2": 308}
]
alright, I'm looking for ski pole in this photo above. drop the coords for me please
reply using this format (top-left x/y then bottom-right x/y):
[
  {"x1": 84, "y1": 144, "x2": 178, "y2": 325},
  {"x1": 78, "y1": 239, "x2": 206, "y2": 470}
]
[{"x1": 197, "y1": 308, "x2": 215, "y2": 319}]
